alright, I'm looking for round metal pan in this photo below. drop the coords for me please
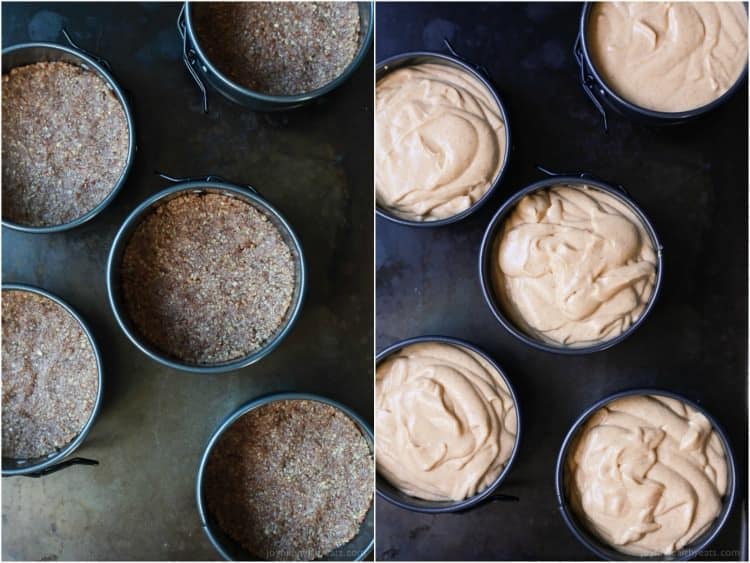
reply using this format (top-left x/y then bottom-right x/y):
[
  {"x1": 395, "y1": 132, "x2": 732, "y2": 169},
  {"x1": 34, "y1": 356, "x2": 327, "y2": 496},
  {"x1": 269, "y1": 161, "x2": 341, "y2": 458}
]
[
  {"x1": 106, "y1": 178, "x2": 306, "y2": 374},
  {"x1": 178, "y1": 1, "x2": 374, "y2": 112},
  {"x1": 1, "y1": 41, "x2": 136, "y2": 233},
  {"x1": 555, "y1": 388, "x2": 737, "y2": 560},
  {"x1": 375, "y1": 51, "x2": 512, "y2": 227},
  {"x1": 2, "y1": 283, "x2": 104, "y2": 477},
  {"x1": 574, "y1": 2, "x2": 749, "y2": 127},
  {"x1": 479, "y1": 173, "x2": 663, "y2": 355},
  {"x1": 375, "y1": 335, "x2": 521, "y2": 513},
  {"x1": 196, "y1": 392, "x2": 374, "y2": 560}
]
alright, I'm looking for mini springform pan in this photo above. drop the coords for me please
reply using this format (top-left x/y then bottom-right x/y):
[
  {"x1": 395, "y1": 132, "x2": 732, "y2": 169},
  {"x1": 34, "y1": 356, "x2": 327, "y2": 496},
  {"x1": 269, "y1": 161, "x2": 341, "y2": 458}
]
[
  {"x1": 375, "y1": 50, "x2": 512, "y2": 227},
  {"x1": 375, "y1": 335, "x2": 521, "y2": 513},
  {"x1": 2, "y1": 283, "x2": 103, "y2": 477},
  {"x1": 555, "y1": 388, "x2": 737, "y2": 561},
  {"x1": 1, "y1": 38, "x2": 136, "y2": 233},
  {"x1": 177, "y1": 1, "x2": 374, "y2": 112},
  {"x1": 574, "y1": 2, "x2": 749, "y2": 127},
  {"x1": 106, "y1": 177, "x2": 306, "y2": 374},
  {"x1": 479, "y1": 172, "x2": 664, "y2": 355},
  {"x1": 196, "y1": 392, "x2": 374, "y2": 560}
]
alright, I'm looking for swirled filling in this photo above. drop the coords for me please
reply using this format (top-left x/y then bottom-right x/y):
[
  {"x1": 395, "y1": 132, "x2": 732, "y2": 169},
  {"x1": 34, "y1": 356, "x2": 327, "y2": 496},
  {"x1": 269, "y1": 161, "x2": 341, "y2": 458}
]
[
  {"x1": 376, "y1": 342, "x2": 517, "y2": 501},
  {"x1": 587, "y1": 2, "x2": 748, "y2": 112},
  {"x1": 566, "y1": 395, "x2": 728, "y2": 556},
  {"x1": 491, "y1": 184, "x2": 657, "y2": 347},
  {"x1": 376, "y1": 63, "x2": 506, "y2": 221}
]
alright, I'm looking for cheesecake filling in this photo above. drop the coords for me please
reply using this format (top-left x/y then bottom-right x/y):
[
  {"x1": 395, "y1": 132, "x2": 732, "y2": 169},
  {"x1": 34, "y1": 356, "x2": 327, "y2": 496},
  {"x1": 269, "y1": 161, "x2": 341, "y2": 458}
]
[
  {"x1": 587, "y1": 2, "x2": 748, "y2": 112},
  {"x1": 376, "y1": 62, "x2": 506, "y2": 221},
  {"x1": 492, "y1": 184, "x2": 657, "y2": 347},
  {"x1": 566, "y1": 394, "x2": 728, "y2": 556},
  {"x1": 376, "y1": 342, "x2": 517, "y2": 501}
]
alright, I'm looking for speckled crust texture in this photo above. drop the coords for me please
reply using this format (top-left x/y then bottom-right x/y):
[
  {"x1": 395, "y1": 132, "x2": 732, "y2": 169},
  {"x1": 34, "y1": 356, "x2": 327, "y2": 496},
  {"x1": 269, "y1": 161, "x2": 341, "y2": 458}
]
[
  {"x1": 2, "y1": 61, "x2": 129, "y2": 227},
  {"x1": 2, "y1": 290, "x2": 98, "y2": 459},
  {"x1": 203, "y1": 400, "x2": 373, "y2": 561},
  {"x1": 192, "y1": 1, "x2": 361, "y2": 95},
  {"x1": 120, "y1": 192, "x2": 296, "y2": 365}
]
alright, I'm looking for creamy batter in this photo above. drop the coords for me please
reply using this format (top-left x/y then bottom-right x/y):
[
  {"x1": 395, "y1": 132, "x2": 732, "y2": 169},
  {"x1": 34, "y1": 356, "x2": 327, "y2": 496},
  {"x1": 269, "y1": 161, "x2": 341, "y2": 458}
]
[
  {"x1": 566, "y1": 394, "x2": 728, "y2": 556},
  {"x1": 587, "y1": 2, "x2": 748, "y2": 112},
  {"x1": 376, "y1": 341, "x2": 517, "y2": 501},
  {"x1": 492, "y1": 184, "x2": 656, "y2": 347},
  {"x1": 376, "y1": 62, "x2": 506, "y2": 221}
]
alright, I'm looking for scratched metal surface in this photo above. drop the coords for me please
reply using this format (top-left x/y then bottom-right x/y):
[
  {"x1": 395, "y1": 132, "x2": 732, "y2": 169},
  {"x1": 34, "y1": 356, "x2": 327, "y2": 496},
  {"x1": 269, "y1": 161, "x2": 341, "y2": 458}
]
[
  {"x1": 375, "y1": 2, "x2": 748, "y2": 561},
  {"x1": 1, "y1": 2, "x2": 373, "y2": 560}
]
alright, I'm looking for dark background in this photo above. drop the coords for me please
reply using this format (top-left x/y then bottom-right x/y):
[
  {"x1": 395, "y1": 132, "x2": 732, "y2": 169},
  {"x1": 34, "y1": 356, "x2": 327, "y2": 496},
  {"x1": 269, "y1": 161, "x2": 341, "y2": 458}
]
[
  {"x1": 375, "y1": 2, "x2": 748, "y2": 561},
  {"x1": 2, "y1": 2, "x2": 372, "y2": 560}
]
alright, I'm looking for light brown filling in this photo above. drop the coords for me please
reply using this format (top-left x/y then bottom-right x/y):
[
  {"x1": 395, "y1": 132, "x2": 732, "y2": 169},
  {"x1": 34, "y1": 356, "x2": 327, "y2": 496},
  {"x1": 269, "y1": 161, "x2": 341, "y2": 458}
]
[
  {"x1": 376, "y1": 342, "x2": 517, "y2": 501},
  {"x1": 376, "y1": 63, "x2": 506, "y2": 221},
  {"x1": 588, "y1": 2, "x2": 747, "y2": 112},
  {"x1": 566, "y1": 395, "x2": 728, "y2": 556},
  {"x1": 492, "y1": 185, "x2": 657, "y2": 347}
]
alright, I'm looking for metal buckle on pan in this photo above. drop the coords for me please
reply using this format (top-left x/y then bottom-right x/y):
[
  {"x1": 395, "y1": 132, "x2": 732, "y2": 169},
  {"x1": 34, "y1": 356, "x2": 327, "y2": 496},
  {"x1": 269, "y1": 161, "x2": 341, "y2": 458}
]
[
  {"x1": 4, "y1": 457, "x2": 99, "y2": 479},
  {"x1": 61, "y1": 28, "x2": 112, "y2": 72},
  {"x1": 535, "y1": 164, "x2": 628, "y2": 196},
  {"x1": 177, "y1": 5, "x2": 209, "y2": 113},
  {"x1": 573, "y1": 33, "x2": 608, "y2": 133},
  {"x1": 156, "y1": 171, "x2": 260, "y2": 197},
  {"x1": 61, "y1": 28, "x2": 136, "y2": 108},
  {"x1": 442, "y1": 37, "x2": 493, "y2": 82}
]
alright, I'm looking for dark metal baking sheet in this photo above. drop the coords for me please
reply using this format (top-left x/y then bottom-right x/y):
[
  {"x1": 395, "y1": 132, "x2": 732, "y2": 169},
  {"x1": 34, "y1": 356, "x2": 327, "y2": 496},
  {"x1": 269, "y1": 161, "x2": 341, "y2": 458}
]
[
  {"x1": 2, "y1": 2, "x2": 373, "y2": 560},
  {"x1": 375, "y1": 2, "x2": 748, "y2": 561}
]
